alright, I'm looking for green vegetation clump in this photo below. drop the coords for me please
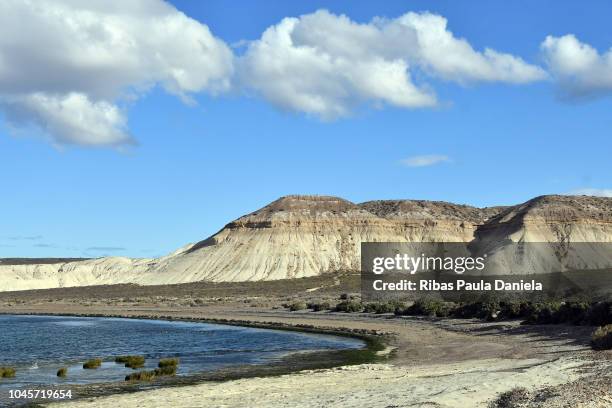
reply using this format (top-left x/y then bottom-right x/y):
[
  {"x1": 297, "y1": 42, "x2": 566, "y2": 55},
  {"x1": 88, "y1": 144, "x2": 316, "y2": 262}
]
[
  {"x1": 490, "y1": 387, "x2": 530, "y2": 408},
  {"x1": 452, "y1": 296, "x2": 501, "y2": 320},
  {"x1": 519, "y1": 300, "x2": 611, "y2": 325},
  {"x1": 125, "y1": 362, "x2": 178, "y2": 382},
  {"x1": 523, "y1": 301, "x2": 563, "y2": 324},
  {"x1": 307, "y1": 301, "x2": 332, "y2": 312},
  {"x1": 362, "y1": 302, "x2": 377, "y2": 313},
  {"x1": 453, "y1": 298, "x2": 586, "y2": 323},
  {"x1": 363, "y1": 301, "x2": 405, "y2": 314},
  {"x1": 399, "y1": 298, "x2": 457, "y2": 318},
  {"x1": 125, "y1": 370, "x2": 156, "y2": 382},
  {"x1": 0, "y1": 367, "x2": 16, "y2": 378},
  {"x1": 82, "y1": 358, "x2": 102, "y2": 369},
  {"x1": 591, "y1": 324, "x2": 612, "y2": 350},
  {"x1": 498, "y1": 299, "x2": 538, "y2": 319},
  {"x1": 115, "y1": 355, "x2": 145, "y2": 369},
  {"x1": 154, "y1": 366, "x2": 177, "y2": 376},
  {"x1": 56, "y1": 367, "x2": 68, "y2": 377},
  {"x1": 334, "y1": 300, "x2": 363, "y2": 313},
  {"x1": 391, "y1": 296, "x2": 611, "y2": 327},
  {"x1": 288, "y1": 301, "x2": 307, "y2": 311},
  {"x1": 158, "y1": 358, "x2": 179, "y2": 368},
  {"x1": 114, "y1": 355, "x2": 130, "y2": 363}
]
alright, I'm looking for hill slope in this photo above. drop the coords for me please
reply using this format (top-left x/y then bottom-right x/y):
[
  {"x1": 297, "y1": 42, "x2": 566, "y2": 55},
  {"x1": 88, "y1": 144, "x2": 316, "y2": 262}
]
[{"x1": 0, "y1": 194, "x2": 610, "y2": 291}]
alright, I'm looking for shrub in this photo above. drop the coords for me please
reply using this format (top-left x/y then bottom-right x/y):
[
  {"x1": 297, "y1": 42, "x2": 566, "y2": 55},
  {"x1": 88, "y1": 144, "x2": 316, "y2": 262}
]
[
  {"x1": 457, "y1": 300, "x2": 499, "y2": 320},
  {"x1": 339, "y1": 293, "x2": 349, "y2": 300},
  {"x1": 0, "y1": 367, "x2": 16, "y2": 378},
  {"x1": 555, "y1": 301, "x2": 590, "y2": 324},
  {"x1": 158, "y1": 358, "x2": 179, "y2": 368},
  {"x1": 591, "y1": 324, "x2": 612, "y2": 350},
  {"x1": 402, "y1": 298, "x2": 456, "y2": 318},
  {"x1": 307, "y1": 301, "x2": 332, "y2": 312},
  {"x1": 83, "y1": 358, "x2": 102, "y2": 369},
  {"x1": 125, "y1": 370, "x2": 156, "y2": 382},
  {"x1": 585, "y1": 302, "x2": 612, "y2": 326},
  {"x1": 524, "y1": 301, "x2": 563, "y2": 324},
  {"x1": 334, "y1": 300, "x2": 363, "y2": 313},
  {"x1": 56, "y1": 367, "x2": 68, "y2": 377},
  {"x1": 363, "y1": 302, "x2": 379, "y2": 313},
  {"x1": 498, "y1": 300, "x2": 528, "y2": 319},
  {"x1": 363, "y1": 301, "x2": 405, "y2": 314},
  {"x1": 490, "y1": 387, "x2": 530, "y2": 408},
  {"x1": 115, "y1": 355, "x2": 145, "y2": 369},
  {"x1": 288, "y1": 301, "x2": 307, "y2": 311},
  {"x1": 382, "y1": 301, "x2": 404, "y2": 314}
]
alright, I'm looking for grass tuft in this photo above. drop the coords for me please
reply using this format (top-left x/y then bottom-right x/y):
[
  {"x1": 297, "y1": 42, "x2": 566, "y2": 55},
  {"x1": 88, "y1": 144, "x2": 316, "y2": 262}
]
[
  {"x1": 56, "y1": 367, "x2": 68, "y2": 377},
  {"x1": 0, "y1": 367, "x2": 16, "y2": 378},
  {"x1": 158, "y1": 358, "x2": 179, "y2": 368},
  {"x1": 125, "y1": 364, "x2": 178, "y2": 382},
  {"x1": 125, "y1": 370, "x2": 156, "y2": 382},
  {"x1": 115, "y1": 355, "x2": 145, "y2": 369},
  {"x1": 82, "y1": 358, "x2": 102, "y2": 369},
  {"x1": 154, "y1": 366, "x2": 177, "y2": 376}
]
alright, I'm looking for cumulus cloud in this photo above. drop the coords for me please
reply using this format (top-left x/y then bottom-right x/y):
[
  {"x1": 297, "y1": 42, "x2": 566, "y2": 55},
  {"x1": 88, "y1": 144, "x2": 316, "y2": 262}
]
[
  {"x1": 0, "y1": 0, "x2": 233, "y2": 147},
  {"x1": 569, "y1": 188, "x2": 612, "y2": 197},
  {"x1": 385, "y1": 12, "x2": 546, "y2": 84},
  {"x1": 541, "y1": 35, "x2": 612, "y2": 99},
  {"x1": 4, "y1": 93, "x2": 132, "y2": 147},
  {"x1": 401, "y1": 154, "x2": 450, "y2": 167},
  {"x1": 0, "y1": 4, "x2": 548, "y2": 145},
  {"x1": 238, "y1": 10, "x2": 545, "y2": 118}
]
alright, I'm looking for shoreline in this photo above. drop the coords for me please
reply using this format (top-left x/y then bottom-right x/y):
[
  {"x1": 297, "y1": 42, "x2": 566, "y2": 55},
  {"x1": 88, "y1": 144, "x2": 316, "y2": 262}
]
[
  {"x1": 0, "y1": 304, "x2": 609, "y2": 407},
  {"x1": 0, "y1": 310, "x2": 388, "y2": 341},
  {"x1": 0, "y1": 312, "x2": 386, "y2": 407}
]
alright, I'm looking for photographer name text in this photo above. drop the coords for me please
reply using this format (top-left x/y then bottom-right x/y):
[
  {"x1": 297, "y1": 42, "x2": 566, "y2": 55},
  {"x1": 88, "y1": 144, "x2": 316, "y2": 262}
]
[{"x1": 372, "y1": 279, "x2": 543, "y2": 292}]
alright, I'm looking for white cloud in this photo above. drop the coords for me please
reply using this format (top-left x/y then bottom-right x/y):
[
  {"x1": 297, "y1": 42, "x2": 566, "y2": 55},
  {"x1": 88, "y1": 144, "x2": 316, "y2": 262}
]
[
  {"x1": 0, "y1": 0, "x2": 233, "y2": 147},
  {"x1": 386, "y1": 13, "x2": 547, "y2": 84},
  {"x1": 541, "y1": 34, "x2": 612, "y2": 99},
  {"x1": 4, "y1": 93, "x2": 132, "y2": 147},
  {"x1": 568, "y1": 188, "x2": 612, "y2": 197},
  {"x1": 401, "y1": 154, "x2": 450, "y2": 167},
  {"x1": 0, "y1": 5, "x2": 549, "y2": 146},
  {"x1": 238, "y1": 15, "x2": 436, "y2": 119},
  {"x1": 238, "y1": 10, "x2": 545, "y2": 118}
]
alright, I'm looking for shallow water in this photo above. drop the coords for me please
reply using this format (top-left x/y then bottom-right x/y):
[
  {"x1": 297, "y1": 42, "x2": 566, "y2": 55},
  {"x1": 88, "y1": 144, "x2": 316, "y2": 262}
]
[{"x1": 0, "y1": 315, "x2": 363, "y2": 390}]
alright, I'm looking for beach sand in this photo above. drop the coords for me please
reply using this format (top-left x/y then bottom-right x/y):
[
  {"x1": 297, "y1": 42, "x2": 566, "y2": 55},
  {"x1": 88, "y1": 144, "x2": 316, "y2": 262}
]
[{"x1": 52, "y1": 358, "x2": 591, "y2": 408}]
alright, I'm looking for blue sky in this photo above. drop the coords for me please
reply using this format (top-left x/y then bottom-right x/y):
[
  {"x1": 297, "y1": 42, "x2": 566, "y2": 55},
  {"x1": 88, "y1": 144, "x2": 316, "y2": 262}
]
[{"x1": 0, "y1": 0, "x2": 611, "y2": 258}]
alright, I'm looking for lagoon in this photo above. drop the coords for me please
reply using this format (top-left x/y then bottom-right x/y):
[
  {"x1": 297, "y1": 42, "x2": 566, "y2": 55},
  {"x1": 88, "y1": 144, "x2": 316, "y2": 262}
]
[{"x1": 0, "y1": 315, "x2": 363, "y2": 394}]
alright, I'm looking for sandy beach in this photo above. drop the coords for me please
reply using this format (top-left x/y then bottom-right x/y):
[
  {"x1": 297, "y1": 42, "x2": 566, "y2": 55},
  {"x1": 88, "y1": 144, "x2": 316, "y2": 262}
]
[
  {"x1": 50, "y1": 358, "x2": 593, "y2": 408},
  {"x1": 0, "y1": 301, "x2": 609, "y2": 408}
]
